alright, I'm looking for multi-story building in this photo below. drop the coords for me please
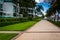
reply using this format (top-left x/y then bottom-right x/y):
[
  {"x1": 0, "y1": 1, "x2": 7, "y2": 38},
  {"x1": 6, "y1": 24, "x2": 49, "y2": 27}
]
[
  {"x1": 20, "y1": 7, "x2": 36, "y2": 18},
  {"x1": 0, "y1": 0, "x2": 20, "y2": 18}
]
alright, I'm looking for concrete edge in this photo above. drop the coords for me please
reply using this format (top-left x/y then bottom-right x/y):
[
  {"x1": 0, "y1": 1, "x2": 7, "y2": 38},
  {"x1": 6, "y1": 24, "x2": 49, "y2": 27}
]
[{"x1": 11, "y1": 32, "x2": 25, "y2": 40}]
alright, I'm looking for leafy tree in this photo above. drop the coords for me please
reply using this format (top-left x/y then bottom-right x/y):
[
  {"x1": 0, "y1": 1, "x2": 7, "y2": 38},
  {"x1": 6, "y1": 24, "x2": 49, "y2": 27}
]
[{"x1": 36, "y1": 5, "x2": 44, "y2": 18}]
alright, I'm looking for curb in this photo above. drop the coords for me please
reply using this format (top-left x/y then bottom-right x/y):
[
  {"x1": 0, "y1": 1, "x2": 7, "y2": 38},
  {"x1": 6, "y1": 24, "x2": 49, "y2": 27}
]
[{"x1": 11, "y1": 32, "x2": 25, "y2": 40}]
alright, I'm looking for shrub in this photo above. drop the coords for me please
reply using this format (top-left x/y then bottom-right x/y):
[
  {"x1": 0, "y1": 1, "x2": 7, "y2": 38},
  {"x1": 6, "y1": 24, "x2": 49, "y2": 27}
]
[
  {"x1": 0, "y1": 17, "x2": 41, "y2": 27},
  {"x1": 0, "y1": 18, "x2": 25, "y2": 27}
]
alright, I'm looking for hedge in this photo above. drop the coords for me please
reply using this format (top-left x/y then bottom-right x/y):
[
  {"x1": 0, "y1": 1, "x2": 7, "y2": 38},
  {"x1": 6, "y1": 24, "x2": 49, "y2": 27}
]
[
  {"x1": 0, "y1": 17, "x2": 41, "y2": 27},
  {"x1": 0, "y1": 18, "x2": 29, "y2": 27}
]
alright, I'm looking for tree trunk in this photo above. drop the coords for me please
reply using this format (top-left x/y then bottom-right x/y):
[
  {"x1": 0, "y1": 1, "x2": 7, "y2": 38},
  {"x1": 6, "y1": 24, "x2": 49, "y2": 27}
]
[
  {"x1": 57, "y1": 12, "x2": 59, "y2": 21},
  {"x1": 54, "y1": 13, "x2": 56, "y2": 22}
]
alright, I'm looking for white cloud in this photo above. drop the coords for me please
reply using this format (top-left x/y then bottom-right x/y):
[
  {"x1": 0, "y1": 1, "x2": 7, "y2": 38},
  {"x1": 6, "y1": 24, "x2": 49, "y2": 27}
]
[{"x1": 35, "y1": 0, "x2": 44, "y2": 3}]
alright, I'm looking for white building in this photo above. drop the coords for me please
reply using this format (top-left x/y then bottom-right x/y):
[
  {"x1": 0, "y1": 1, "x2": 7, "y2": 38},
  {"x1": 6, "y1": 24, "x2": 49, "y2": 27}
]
[
  {"x1": 20, "y1": 7, "x2": 36, "y2": 18},
  {"x1": 0, "y1": 0, "x2": 20, "y2": 18},
  {"x1": 28, "y1": 8, "x2": 36, "y2": 18}
]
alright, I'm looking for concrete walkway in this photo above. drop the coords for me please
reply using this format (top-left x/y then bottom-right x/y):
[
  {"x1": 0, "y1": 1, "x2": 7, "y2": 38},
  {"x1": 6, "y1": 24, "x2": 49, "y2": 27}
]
[{"x1": 15, "y1": 20, "x2": 60, "y2": 40}]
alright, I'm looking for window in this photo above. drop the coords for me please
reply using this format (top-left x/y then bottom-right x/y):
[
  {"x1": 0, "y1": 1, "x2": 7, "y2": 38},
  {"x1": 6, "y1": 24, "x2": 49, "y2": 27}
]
[
  {"x1": 0, "y1": 12, "x2": 3, "y2": 16},
  {"x1": 0, "y1": 4, "x2": 3, "y2": 11},
  {"x1": 0, "y1": 9, "x2": 3, "y2": 11},
  {"x1": 13, "y1": 6, "x2": 16, "y2": 12},
  {"x1": 0, "y1": 4, "x2": 2, "y2": 8},
  {"x1": 28, "y1": 10, "x2": 33, "y2": 13}
]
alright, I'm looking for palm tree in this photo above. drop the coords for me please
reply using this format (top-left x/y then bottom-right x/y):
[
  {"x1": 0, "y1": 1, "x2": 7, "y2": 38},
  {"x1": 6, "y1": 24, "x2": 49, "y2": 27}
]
[
  {"x1": 55, "y1": 0, "x2": 60, "y2": 21},
  {"x1": 46, "y1": 6, "x2": 56, "y2": 21},
  {"x1": 46, "y1": 0, "x2": 60, "y2": 21},
  {"x1": 36, "y1": 5, "x2": 44, "y2": 18}
]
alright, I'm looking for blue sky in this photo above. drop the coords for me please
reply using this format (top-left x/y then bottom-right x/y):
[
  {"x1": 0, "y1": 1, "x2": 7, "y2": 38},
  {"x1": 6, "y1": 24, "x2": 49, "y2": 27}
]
[{"x1": 35, "y1": 0, "x2": 51, "y2": 15}]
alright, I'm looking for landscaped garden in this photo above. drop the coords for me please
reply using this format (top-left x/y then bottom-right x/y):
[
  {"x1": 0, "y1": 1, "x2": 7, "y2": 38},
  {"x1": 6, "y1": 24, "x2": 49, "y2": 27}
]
[
  {"x1": 0, "y1": 17, "x2": 41, "y2": 31},
  {"x1": 0, "y1": 18, "x2": 40, "y2": 40},
  {"x1": 0, "y1": 33, "x2": 17, "y2": 40},
  {"x1": 0, "y1": 21, "x2": 38, "y2": 31}
]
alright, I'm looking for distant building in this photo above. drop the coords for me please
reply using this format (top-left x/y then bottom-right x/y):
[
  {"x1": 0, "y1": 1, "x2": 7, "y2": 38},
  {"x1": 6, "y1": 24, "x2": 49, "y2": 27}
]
[{"x1": 0, "y1": 0, "x2": 20, "y2": 18}]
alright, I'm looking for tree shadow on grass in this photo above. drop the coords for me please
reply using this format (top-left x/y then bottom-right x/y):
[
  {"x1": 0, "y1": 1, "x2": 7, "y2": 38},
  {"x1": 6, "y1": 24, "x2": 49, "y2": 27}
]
[{"x1": 48, "y1": 20, "x2": 60, "y2": 28}]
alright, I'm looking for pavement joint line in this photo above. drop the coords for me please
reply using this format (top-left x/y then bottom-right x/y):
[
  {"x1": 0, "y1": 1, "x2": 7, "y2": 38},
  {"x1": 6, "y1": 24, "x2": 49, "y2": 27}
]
[
  {"x1": 25, "y1": 31, "x2": 60, "y2": 33},
  {"x1": 0, "y1": 31, "x2": 60, "y2": 33},
  {"x1": 11, "y1": 31, "x2": 60, "y2": 40}
]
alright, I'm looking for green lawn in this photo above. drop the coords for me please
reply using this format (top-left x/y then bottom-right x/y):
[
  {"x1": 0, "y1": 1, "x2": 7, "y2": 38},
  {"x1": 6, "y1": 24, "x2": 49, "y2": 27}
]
[
  {"x1": 0, "y1": 33, "x2": 17, "y2": 40},
  {"x1": 0, "y1": 21, "x2": 38, "y2": 31}
]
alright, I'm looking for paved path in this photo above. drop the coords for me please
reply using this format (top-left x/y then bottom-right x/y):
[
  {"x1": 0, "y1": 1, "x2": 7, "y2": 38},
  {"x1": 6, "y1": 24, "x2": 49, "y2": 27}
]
[{"x1": 15, "y1": 20, "x2": 60, "y2": 40}]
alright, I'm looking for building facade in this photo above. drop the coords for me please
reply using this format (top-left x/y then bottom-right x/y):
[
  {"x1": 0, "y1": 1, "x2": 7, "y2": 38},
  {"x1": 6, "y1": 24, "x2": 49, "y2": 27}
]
[{"x1": 0, "y1": 0, "x2": 20, "y2": 18}]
